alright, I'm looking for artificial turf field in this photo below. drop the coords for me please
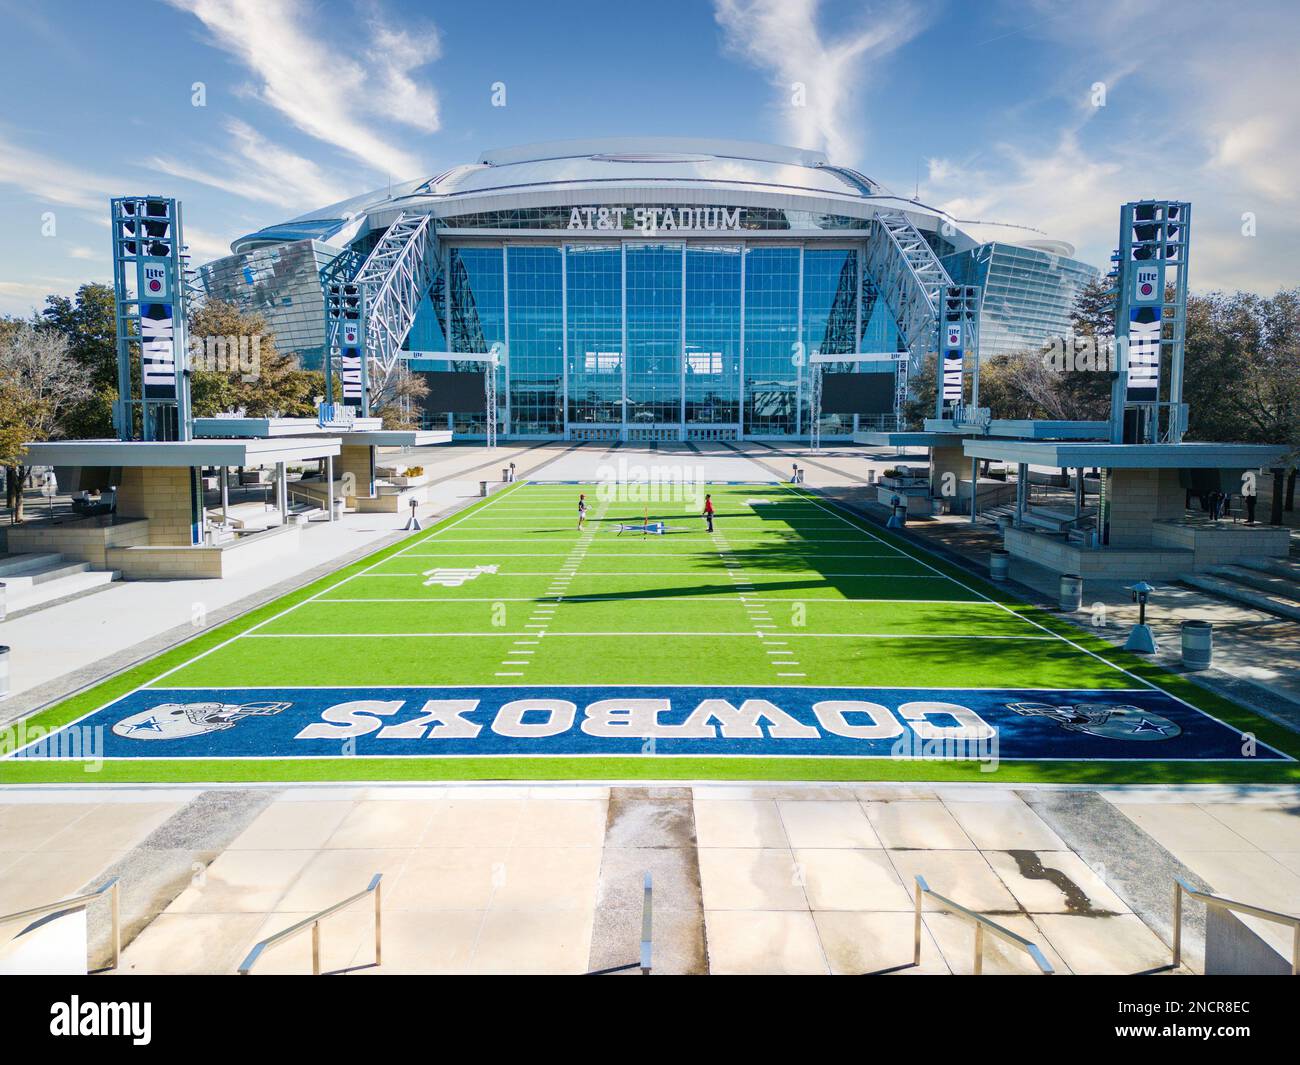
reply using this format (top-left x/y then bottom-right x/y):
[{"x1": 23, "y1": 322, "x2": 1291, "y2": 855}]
[{"x1": 3, "y1": 480, "x2": 1297, "y2": 783}]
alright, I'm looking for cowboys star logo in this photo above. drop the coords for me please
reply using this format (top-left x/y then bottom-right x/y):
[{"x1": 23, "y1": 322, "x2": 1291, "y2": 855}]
[
  {"x1": 1007, "y1": 701, "x2": 1181, "y2": 741},
  {"x1": 113, "y1": 700, "x2": 290, "y2": 741}
]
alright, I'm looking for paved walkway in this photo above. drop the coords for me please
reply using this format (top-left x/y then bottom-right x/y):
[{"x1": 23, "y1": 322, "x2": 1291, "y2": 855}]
[{"x1": 1, "y1": 781, "x2": 1294, "y2": 974}]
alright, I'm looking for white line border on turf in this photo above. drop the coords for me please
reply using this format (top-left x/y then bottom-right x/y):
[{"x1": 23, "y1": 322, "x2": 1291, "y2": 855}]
[
  {"x1": 243, "y1": 632, "x2": 1059, "y2": 640},
  {"x1": 26, "y1": 682, "x2": 1279, "y2": 765},
  {"x1": 781, "y1": 484, "x2": 1294, "y2": 760}
]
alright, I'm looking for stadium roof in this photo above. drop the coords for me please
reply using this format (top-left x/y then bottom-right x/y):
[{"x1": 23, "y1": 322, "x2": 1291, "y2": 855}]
[{"x1": 227, "y1": 137, "x2": 1077, "y2": 261}]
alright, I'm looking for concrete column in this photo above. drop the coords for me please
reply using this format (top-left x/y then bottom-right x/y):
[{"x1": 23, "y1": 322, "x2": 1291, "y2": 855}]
[
  {"x1": 277, "y1": 461, "x2": 288, "y2": 524},
  {"x1": 970, "y1": 457, "x2": 979, "y2": 524},
  {"x1": 325, "y1": 454, "x2": 335, "y2": 522},
  {"x1": 929, "y1": 444, "x2": 966, "y2": 509},
  {"x1": 221, "y1": 466, "x2": 229, "y2": 523},
  {"x1": 1016, "y1": 462, "x2": 1027, "y2": 527}
]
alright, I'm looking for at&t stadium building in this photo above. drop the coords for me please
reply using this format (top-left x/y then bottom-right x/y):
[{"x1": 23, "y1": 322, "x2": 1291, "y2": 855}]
[{"x1": 197, "y1": 137, "x2": 1098, "y2": 441}]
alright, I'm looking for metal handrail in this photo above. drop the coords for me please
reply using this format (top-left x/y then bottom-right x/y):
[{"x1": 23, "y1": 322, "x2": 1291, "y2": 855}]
[
  {"x1": 239, "y1": 874, "x2": 382, "y2": 975},
  {"x1": 913, "y1": 875, "x2": 1053, "y2": 974},
  {"x1": 1173, "y1": 877, "x2": 1299, "y2": 975},
  {"x1": 0, "y1": 877, "x2": 120, "y2": 972},
  {"x1": 640, "y1": 872, "x2": 653, "y2": 975}
]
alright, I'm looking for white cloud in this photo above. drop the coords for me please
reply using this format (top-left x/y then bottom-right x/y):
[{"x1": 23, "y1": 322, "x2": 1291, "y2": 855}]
[
  {"x1": 148, "y1": 118, "x2": 350, "y2": 209},
  {"x1": 0, "y1": 132, "x2": 120, "y2": 211},
  {"x1": 169, "y1": 0, "x2": 440, "y2": 180},
  {"x1": 0, "y1": 277, "x2": 100, "y2": 318},
  {"x1": 713, "y1": 0, "x2": 930, "y2": 165},
  {"x1": 924, "y1": 0, "x2": 1300, "y2": 294},
  {"x1": 183, "y1": 224, "x2": 241, "y2": 265}
]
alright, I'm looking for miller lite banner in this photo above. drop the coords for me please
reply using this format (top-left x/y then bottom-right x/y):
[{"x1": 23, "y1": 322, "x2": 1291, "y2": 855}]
[
  {"x1": 1133, "y1": 264, "x2": 1161, "y2": 304},
  {"x1": 941, "y1": 322, "x2": 963, "y2": 404},
  {"x1": 339, "y1": 320, "x2": 365, "y2": 407},
  {"x1": 140, "y1": 259, "x2": 172, "y2": 302},
  {"x1": 1125, "y1": 306, "x2": 1161, "y2": 401},
  {"x1": 140, "y1": 303, "x2": 178, "y2": 401}
]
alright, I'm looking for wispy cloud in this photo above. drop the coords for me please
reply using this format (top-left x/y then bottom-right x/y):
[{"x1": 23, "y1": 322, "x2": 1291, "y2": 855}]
[
  {"x1": 713, "y1": 0, "x2": 930, "y2": 164},
  {"x1": 926, "y1": 0, "x2": 1300, "y2": 292},
  {"x1": 168, "y1": 0, "x2": 440, "y2": 179},
  {"x1": 0, "y1": 132, "x2": 119, "y2": 211},
  {"x1": 148, "y1": 118, "x2": 350, "y2": 209}
]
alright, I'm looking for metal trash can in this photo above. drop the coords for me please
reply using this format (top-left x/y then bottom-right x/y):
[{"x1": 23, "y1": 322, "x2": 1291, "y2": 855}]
[
  {"x1": 1059, "y1": 573, "x2": 1083, "y2": 612},
  {"x1": 502, "y1": 468, "x2": 510, "y2": 482},
  {"x1": 989, "y1": 549, "x2": 1010, "y2": 581},
  {"x1": 0, "y1": 645, "x2": 9, "y2": 701},
  {"x1": 886, "y1": 501, "x2": 907, "y2": 529},
  {"x1": 479, "y1": 480, "x2": 488, "y2": 498},
  {"x1": 1181, "y1": 620, "x2": 1213, "y2": 671}
]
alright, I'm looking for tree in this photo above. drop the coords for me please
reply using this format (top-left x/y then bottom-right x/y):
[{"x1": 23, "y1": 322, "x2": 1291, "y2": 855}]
[
  {"x1": 1183, "y1": 288, "x2": 1300, "y2": 447},
  {"x1": 1056, "y1": 275, "x2": 1115, "y2": 421},
  {"x1": 370, "y1": 363, "x2": 429, "y2": 429},
  {"x1": 187, "y1": 299, "x2": 323, "y2": 418},
  {"x1": 0, "y1": 323, "x2": 93, "y2": 521},
  {"x1": 41, "y1": 283, "x2": 118, "y2": 438}
]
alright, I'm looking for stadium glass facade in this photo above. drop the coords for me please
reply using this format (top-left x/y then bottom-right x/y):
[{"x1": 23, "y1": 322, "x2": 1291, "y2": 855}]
[
  {"x1": 195, "y1": 239, "x2": 339, "y2": 369},
  {"x1": 942, "y1": 242, "x2": 1099, "y2": 359},
  {"x1": 204, "y1": 138, "x2": 1098, "y2": 439},
  {"x1": 408, "y1": 239, "x2": 890, "y2": 439}
]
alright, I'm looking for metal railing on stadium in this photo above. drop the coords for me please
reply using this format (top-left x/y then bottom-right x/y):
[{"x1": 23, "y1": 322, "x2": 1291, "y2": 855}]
[
  {"x1": 588, "y1": 872, "x2": 653, "y2": 975},
  {"x1": 1172, "y1": 877, "x2": 1299, "y2": 975},
  {"x1": 238, "y1": 873, "x2": 382, "y2": 975},
  {"x1": 0, "y1": 877, "x2": 120, "y2": 973},
  {"x1": 913, "y1": 875, "x2": 1053, "y2": 974}
]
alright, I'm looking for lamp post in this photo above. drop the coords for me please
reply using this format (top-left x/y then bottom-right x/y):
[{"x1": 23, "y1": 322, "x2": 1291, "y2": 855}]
[{"x1": 1125, "y1": 580, "x2": 1158, "y2": 653}]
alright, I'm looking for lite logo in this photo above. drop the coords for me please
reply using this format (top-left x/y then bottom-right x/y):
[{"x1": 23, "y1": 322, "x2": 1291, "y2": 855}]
[
  {"x1": 421, "y1": 564, "x2": 498, "y2": 587},
  {"x1": 50, "y1": 996, "x2": 151, "y2": 1045}
]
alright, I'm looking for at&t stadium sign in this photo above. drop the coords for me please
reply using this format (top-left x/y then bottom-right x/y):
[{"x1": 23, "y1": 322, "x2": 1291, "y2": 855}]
[{"x1": 567, "y1": 206, "x2": 744, "y2": 232}]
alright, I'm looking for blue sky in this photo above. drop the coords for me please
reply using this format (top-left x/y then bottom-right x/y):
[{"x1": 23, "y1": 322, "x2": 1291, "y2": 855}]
[{"x1": 1, "y1": 0, "x2": 1296, "y2": 315}]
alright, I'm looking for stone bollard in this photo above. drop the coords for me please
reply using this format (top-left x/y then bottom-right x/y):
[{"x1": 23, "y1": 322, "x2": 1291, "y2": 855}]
[
  {"x1": 1059, "y1": 573, "x2": 1083, "y2": 612},
  {"x1": 1182, "y1": 620, "x2": 1213, "y2": 671}
]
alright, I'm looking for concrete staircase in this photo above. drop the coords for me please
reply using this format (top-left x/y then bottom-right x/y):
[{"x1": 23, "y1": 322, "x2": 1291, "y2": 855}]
[
  {"x1": 1179, "y1": 557, "x2": 1300, "y2": 621},
  {"x1": 0, "y1": 552, "x2": 120, "y2": 616}
]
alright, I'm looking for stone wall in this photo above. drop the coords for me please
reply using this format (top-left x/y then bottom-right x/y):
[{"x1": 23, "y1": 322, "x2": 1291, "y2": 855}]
[
  {"x1": 7, "y1": 518, "x2": 149, "y2": 568},
  {"x1": 117, "y1": 466, "x2": 197, "y2": 546}
]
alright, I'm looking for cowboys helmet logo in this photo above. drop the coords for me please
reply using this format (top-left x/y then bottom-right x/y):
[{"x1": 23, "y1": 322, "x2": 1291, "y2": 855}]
[
  {"x1": 113, "y1": 701, "x2": 290, "y2": 741},
  {"x1": 1007, "y1": 701, "x2": 1181, "y2": 741}
]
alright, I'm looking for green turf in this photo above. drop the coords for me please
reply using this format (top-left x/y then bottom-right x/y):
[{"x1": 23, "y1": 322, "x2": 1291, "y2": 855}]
[{"x1": 4, "y1": 479, "x2": 1298, "y2": 784}]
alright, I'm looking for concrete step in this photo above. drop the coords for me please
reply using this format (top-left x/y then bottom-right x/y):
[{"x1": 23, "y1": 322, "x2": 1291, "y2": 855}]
[
  {"x1": 1237, "y1": 556, "x2": 1300, "y2": 582},
  {"x1": 3, "y1": 568, "x2": 120, "y2": 615},
  {"x1": 1209, "y1": 564, "x2": 1300, "y2": 601},
  {"x1": 0, "y1": 560, "x2": 91, "y2": 591},
  {"x1": 0, "y1": 552, "x2": 66, "y2": 577},
  {"x1": 1179, "y1": 572, "x2": 1300, "y2": 622}
]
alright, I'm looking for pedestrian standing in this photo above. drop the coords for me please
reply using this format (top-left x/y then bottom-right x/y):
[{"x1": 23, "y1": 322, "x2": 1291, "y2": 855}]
[
  {"x1": 703, "y1": 493, "x2": 715, "y2": 532},
  {"x1": 577, "y1": 492, "x2": 587, "y2": 529}
]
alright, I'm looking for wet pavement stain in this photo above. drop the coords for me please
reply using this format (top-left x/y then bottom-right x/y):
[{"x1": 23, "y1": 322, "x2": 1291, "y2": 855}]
[{"x1": 1006, "y1": 849, "x2": 1117, "y2": 915}]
